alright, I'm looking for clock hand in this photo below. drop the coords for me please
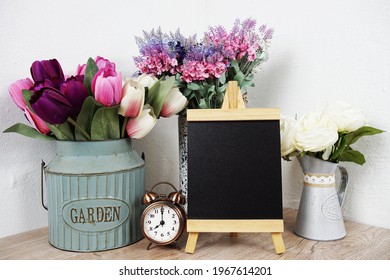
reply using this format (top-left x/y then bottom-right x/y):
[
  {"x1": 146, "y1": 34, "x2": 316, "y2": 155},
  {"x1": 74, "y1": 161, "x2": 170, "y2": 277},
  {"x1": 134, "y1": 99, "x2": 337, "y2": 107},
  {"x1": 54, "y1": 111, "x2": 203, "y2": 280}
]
[
  {"x1": 160, "y1": 206, "x2": 165, "y2": 227},
  {"x1": 154, "y1": 224, "x2": 160, "y2": 229}
]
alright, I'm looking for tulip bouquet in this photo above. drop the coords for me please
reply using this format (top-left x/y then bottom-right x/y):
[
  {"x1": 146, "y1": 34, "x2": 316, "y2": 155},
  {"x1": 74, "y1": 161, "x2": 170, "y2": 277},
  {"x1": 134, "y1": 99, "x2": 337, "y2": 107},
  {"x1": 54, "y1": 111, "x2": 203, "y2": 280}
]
[
  {"x1": 134, "y1": 18, "x2": 273, "y2": 110},
  {"x1": 4, "y1": 57, "x2": 187, "y2": 141},
  {"x1": 280, "y1": 101, "x2": 384, "y2": 165}
]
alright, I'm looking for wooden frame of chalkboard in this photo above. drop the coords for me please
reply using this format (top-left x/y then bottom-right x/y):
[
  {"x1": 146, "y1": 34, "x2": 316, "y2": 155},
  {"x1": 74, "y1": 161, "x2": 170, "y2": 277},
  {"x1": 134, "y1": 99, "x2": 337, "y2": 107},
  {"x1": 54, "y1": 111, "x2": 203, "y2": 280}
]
[{"x1": 184, "y1": 81, "x2": 285, "y2": 254}]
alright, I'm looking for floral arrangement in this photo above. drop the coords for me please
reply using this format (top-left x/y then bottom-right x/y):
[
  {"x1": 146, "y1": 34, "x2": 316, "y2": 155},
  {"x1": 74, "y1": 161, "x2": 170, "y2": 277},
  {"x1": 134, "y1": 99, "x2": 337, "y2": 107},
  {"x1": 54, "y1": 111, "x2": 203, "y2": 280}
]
[
  {"x1": 4, "y1": 57, "x2": 187, "y2": 141},
  {"x1": 134, "y1": 18, "x2": 273, "y2": 110},
  {"x1": 280, "y1": 101, "x2": 384, "y2": 165}
]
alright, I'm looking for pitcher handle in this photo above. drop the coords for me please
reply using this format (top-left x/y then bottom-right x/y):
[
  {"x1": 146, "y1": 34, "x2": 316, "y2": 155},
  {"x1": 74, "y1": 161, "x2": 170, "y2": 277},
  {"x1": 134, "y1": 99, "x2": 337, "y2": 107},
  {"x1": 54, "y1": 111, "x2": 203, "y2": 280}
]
[
  {"x1": 337, "y1": 165, "x2": 348, "y2": 206},
  {"x1": 41, "y1": 160, "x2": 48, "y2": 210}
]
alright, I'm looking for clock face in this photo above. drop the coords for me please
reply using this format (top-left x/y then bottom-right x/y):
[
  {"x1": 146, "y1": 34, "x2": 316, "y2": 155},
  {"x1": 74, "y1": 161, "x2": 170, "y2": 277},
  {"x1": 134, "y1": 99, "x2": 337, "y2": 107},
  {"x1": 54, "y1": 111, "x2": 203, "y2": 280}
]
[{"x1": 142, "y1": 201, "x2": 184, "y2": 244}]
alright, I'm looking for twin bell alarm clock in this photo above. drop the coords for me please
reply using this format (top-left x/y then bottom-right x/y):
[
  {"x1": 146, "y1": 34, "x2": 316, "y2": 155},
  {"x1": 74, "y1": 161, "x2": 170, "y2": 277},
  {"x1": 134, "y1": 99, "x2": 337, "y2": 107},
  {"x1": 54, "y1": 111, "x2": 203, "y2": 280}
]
[{"x1": 140, "y1": 182, "x2": 186, "y2": 249}]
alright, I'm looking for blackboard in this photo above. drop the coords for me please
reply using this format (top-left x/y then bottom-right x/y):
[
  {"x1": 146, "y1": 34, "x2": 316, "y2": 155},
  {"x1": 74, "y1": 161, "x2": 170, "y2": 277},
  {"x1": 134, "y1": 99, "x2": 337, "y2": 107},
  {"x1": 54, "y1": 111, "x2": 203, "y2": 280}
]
[{"x1": 187, "y1": 109, "x2": 283, "y2": 220}]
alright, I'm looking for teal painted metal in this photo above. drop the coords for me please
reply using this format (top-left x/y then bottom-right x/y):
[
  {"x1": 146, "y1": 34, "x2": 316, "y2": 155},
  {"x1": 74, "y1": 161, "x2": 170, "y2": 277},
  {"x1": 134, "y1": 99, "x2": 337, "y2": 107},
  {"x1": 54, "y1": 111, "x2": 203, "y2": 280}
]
[{"x1": 43, "y1": 139, "x2": 145, "y2": 252}]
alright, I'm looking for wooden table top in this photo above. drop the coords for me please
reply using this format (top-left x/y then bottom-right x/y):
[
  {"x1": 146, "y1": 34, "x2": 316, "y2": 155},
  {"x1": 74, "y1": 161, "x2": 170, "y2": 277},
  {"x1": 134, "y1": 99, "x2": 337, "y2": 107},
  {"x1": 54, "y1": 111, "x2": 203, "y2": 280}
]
[{"x1": 1, "y1": 209, "x2": 389, "y2": 260}]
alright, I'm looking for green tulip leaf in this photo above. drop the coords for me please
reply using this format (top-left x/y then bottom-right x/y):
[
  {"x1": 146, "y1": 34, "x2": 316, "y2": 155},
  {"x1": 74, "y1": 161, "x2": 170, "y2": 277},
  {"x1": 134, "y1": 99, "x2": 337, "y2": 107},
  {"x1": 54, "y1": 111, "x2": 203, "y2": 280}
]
[
  {"x1": 344, "y1": 126, "x2": 385, "y2": 146},
  {"x1": 146, "y1": 76, "x2": 176, "y2": 117},
  {"x1": 84, "y1": 57, "x2": 99, "y2": 96},
  {"x1": 47, "y1": 122, "x2": 75, "y2": 141},
  {"x1": 22, "y1": 89, "x2": 35, "y2": 110},
  {"x1": 91, "y1": 106, "x2": 120, "y2": 140},
  {"x1": 3, "y1": 123, "x2": 54, "y2": 141},
  {"x1": 75, "y1": 96, "x2": 102, "y2": 140}
]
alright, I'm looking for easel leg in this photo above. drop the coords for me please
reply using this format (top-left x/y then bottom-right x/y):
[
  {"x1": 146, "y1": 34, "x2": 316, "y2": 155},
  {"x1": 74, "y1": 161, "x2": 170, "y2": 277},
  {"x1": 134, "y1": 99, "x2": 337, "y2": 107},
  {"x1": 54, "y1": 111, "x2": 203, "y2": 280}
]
[
  {"x1": 271, "y1": 232, "x2": 286, "y2": 254},
  {"x1": 185, "y1": 232, "x2": 199, "y2": 254}
]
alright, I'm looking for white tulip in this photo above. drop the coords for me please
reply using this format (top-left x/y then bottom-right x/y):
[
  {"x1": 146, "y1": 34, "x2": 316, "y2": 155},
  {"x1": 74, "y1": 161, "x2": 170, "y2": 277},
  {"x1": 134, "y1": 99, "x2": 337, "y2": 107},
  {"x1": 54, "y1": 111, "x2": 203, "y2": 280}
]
[
  {"x1": 322, "y1": 101, "x2": 367, "y2": 132},
  {"x1": 135, "y1": 73, "x2": 158, "y2": 89},
  {"x1": 126, "y1": 107, "x2": 157, "y2": 139},
  {"x1": 294, "y1": 112, "x2": 338, "y2": 153},
  {"x1": 280, "y1": 115, "x2": 296, "y2": 157},
  {"x1": 118, "y1": 80, "x2": 145, "y2": 118},
  {"x1": 160, "y1": 88, "x2": 188, "y2": 118}
]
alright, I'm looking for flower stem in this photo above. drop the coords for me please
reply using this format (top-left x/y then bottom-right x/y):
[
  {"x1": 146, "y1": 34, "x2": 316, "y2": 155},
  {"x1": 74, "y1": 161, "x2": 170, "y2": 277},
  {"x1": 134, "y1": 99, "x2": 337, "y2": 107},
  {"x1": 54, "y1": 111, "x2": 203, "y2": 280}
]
[
  {"x1": 121, "y1": 117, "x2": 129, "y2": 138},
  {"x1": 67, "y1": 117, "x2": 91, "y2": 140}
]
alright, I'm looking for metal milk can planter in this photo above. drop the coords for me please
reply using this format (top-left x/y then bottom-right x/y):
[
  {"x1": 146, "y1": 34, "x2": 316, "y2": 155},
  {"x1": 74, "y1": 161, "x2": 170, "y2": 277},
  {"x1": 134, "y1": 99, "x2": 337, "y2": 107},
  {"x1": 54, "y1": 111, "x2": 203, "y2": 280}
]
[
  {"x1": 294, "y1": 155, "x2": 348, "y2": 241},
  {"x1": 42, "y1": 139, "x2": 145, "y2": 252}
]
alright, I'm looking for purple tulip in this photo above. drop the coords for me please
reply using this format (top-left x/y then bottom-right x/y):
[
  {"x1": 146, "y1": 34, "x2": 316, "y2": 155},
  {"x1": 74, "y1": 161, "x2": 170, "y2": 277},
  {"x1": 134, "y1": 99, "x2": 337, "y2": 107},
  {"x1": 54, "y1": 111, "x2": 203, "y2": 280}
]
[
  {"x1": 60, "y1": 75, "x2": 88, "y2": 116},
  {"x1": 30, "y1": 59, "x2": 65, "y2": 89},
  {"x1": 92, "y1": 67, "x2": 122, "y2": 107},
  {"x1": 30, "y1": 87, "x2": 74, "y2": 124},
  {"x1": 8, "y1": 78, "x2": 34, "y2": 110}
]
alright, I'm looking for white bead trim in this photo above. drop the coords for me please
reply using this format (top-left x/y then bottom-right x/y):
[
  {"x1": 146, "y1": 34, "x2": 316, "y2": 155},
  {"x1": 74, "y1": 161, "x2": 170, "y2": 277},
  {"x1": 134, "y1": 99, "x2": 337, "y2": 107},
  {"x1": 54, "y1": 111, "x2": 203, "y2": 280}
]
[{"x1": 303, "y1": 173, "x2": 335, "y2": 185}]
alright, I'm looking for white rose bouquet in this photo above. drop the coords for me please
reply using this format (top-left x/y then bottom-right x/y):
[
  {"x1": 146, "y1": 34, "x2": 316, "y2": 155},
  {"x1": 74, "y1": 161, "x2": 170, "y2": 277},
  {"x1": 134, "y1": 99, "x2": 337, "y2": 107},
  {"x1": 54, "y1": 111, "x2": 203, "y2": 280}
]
[{"x1": 281, "y1": 101, "x2": 384, "y2": 165}]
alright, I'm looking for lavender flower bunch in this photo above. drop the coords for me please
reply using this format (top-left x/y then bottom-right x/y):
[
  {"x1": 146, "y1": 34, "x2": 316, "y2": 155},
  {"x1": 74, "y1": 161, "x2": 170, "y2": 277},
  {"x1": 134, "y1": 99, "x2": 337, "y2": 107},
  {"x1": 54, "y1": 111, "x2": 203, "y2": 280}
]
[{"x1": 134, "y1": 18, "x2": 273, "y2": 110}]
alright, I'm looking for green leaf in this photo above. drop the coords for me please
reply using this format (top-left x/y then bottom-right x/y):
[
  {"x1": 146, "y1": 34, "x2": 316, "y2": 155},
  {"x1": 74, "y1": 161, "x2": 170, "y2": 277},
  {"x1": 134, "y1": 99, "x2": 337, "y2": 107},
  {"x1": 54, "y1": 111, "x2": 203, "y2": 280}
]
[
  {"x1": 75, "y1": 96, "x2": 102, "y2": 140},
  {"x1": 218, "y1": 73, "x2": 226, "y2": 85},
  {"x1": 187, "y1": 83, "x2": 201, "y2": 91},
  {"x1": 233, "y1": 71, "x2": 245, "y2": 85},
  {"x1": 344, "y1": 126, "x2": 385, "y2": 145},
  {"x1": 84, "y1": 57, "x2": 99, "y2": 96},
  {"x1": 230, "y1": 60, "x2": 240, "y2": 73},
  {"x1": 207, "y1": 85, "x2": 216, "y2": 93},
  {"x1": 217, "y1": 83, "x2": 228, "y2": 93},
  {"x1": 47, "y1": 122, "x2": 75, "y2": 141},
  {"x1": 3, "y1": 123, "x2": 54, "y2": 141},
  {"x1": 183, "y1": 88, "x2": 192, "y2": 97},
  {"x1": 147, "y1": 76, "x2": 176, "y2": 117},
  {"x1": 22, "y1": 90, "x2": 34, "y2": 110},
  {"x1": 91, "y1": 106, "x2": 120, "y2": 140},
  {"x1": 199, "y1": 99, "x2": 208, "y2": 109},
  {"x1": 256, "y1": 51, "x2": 266, "y2": 61},
  {"x1": 339, "y1": 149, "x2": 366, "y2": 165},
  {"x1": 330, "y1": 136, "x2": 346, "y2": 161}
]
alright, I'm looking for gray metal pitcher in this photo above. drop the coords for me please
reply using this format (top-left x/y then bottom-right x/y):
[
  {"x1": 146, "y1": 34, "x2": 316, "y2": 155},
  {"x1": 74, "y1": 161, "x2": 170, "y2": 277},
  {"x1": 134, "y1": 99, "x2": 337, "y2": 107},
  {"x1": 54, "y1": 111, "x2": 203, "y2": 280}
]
[{"x1": 294, "y1": 155, "x2": 348, "y2": 241}]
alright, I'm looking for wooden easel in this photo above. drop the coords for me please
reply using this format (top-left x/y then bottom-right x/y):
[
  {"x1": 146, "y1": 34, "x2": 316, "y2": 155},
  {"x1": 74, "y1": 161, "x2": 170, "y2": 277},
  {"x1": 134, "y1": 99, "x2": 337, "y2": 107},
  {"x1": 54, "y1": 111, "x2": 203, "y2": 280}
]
[{"x1": 184, "y1": 81, "x2": 286, "y2": 254}]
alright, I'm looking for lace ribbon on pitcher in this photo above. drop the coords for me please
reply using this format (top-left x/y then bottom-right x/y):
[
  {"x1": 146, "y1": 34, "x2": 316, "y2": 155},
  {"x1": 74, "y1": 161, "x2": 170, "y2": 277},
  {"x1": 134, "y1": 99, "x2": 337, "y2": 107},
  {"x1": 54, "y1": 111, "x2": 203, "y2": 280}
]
[{"x1": 303, "y1": 173, "x2": 335, "y2": 187}]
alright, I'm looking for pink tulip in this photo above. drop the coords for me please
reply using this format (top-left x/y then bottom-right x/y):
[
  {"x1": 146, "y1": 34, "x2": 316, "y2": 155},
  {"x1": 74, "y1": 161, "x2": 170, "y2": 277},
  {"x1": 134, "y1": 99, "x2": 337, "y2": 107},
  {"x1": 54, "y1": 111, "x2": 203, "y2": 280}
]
[
  {"x1": 76, "y1": 64, "x2": 86, "y2": 75},
  {"x1": 160, "y1": 88, "x2": 188, "y2": 117},
  {"x1": 118, "y1": 80, "x2": 145, "y2": 118},
  {"x1": 9, "y1": 78, "x2": 34, "y2": 110},
  {"x1": 92, "y1": 67, "x2": 122, "y2": 107},
  {"x1": 126, "y1": 107, "x2": 157, "y2": 139},
  {"x1": 95, "y1": 56, "x2": 116, "y2": 70},
  {"x1": 24, "y1": 107, "x2": 51, "y2": 135},
  {"x1": 76, "y1": 56, "x2": 116, "y2": 76}
]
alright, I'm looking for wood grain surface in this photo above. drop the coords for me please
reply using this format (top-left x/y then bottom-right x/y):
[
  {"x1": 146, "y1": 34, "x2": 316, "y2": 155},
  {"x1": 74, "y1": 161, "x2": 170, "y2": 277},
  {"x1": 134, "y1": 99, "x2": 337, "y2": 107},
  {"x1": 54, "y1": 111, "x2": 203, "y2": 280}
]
[{"x1": 1, "y1": 209, "x2": 389, "y2": 260}]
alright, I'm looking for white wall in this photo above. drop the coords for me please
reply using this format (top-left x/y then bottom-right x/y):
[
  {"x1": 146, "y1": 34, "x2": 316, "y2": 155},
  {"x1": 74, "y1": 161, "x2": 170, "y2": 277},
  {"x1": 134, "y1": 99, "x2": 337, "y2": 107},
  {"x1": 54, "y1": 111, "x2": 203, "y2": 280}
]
[{"x1": 0, "y1": 0, "x2": 389, "y2": 238}]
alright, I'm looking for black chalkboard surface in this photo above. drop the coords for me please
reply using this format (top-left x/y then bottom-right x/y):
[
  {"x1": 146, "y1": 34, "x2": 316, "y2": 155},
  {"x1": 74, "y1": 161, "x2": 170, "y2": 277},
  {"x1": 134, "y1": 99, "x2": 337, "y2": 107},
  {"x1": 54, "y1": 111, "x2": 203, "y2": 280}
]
[
  {"x1": 184, "y1": 82, "x2": 285, "y2": 255},
  {"x1": 187, "y1": 110, "x2": 283, "y2": 220}
]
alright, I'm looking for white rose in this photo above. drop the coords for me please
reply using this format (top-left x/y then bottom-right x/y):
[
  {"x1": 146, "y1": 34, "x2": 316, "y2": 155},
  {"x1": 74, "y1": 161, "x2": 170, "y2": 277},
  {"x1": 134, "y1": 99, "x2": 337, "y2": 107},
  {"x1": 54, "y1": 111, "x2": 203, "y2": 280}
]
[
  {"x1": 135, "y1": 73, "x2": 158, "y2": 89},
  {"x1": 322, "y1": 101, "x2": 367, "y2": 132},
  {"x1": 280, "y1": 115, "x2": 296, "y2": 157},
  {"x1": 294, "y1": 112, "x2": 338, "y2": 153}
]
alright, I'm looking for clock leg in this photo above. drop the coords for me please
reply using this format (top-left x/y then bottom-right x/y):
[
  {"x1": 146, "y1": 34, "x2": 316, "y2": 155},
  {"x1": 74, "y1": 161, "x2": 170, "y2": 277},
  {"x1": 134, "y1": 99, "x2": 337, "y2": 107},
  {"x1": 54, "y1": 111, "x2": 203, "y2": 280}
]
[
  {"x1": 146, "y1": 242, "x2": 153, "y2": 250},
  {"x1": 185, "y1": 232, "x2": 199, "y2": 254},
  {"x1": 271, "y1": 232, "x2": 286, "y2": 254}
]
